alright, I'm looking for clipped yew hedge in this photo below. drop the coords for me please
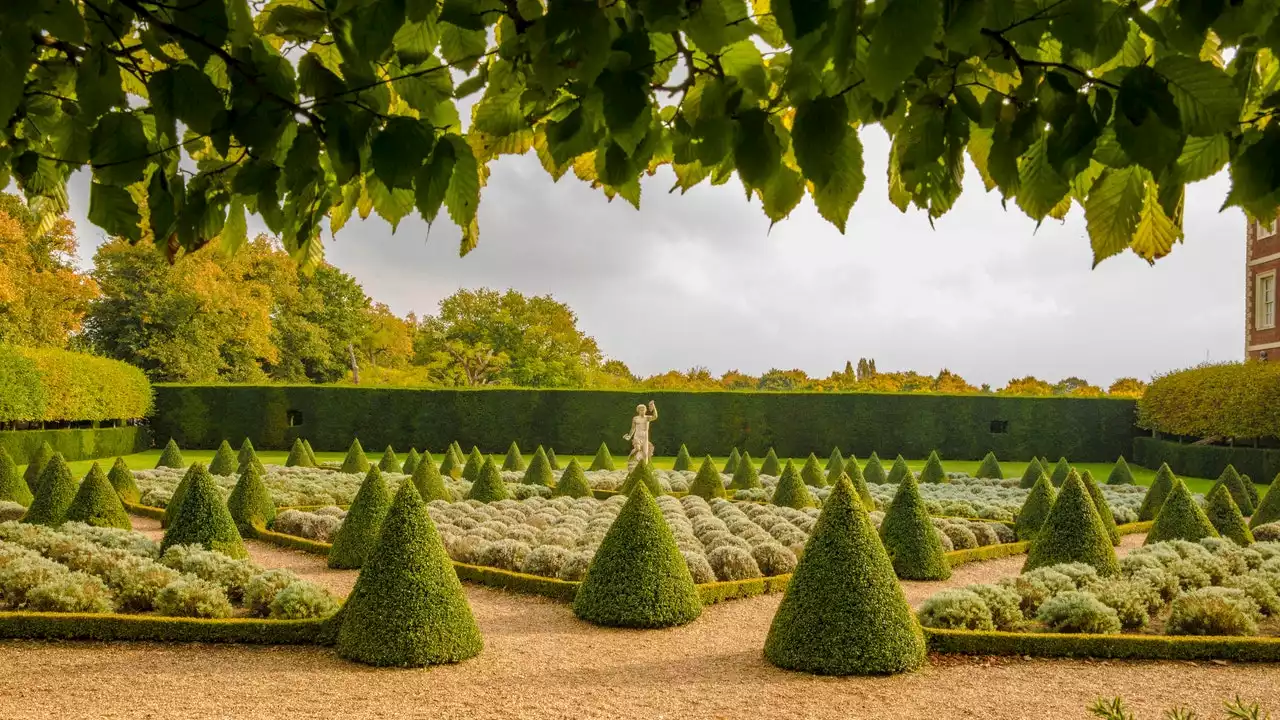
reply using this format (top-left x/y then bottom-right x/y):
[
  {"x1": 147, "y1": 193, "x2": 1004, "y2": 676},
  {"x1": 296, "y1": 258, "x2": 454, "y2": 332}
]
[{"x1": 0, "y1": 427, "x2": 151, "y2": 465}]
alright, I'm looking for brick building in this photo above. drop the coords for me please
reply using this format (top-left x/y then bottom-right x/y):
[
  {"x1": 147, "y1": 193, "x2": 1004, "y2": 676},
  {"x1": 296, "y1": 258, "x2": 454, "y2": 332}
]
[{"x1": 1247, "y1": 216, "x2": 1280, "y2": 360}]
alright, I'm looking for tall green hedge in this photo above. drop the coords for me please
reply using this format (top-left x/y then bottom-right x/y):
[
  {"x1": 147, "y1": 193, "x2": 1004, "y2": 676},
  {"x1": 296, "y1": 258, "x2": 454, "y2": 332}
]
[
  {"x1": 0, "y1": 427, "x2": 151, "y2": 466},
  {"x1": 149, "y1": 386, "x2": 1139, "y2": 460},
  {"x1": 1134, "y1": 437, "x2": 1280, "y2": 484},
  {"x1": 0, "y1": 346, "x2": 151, "y2": 424}
]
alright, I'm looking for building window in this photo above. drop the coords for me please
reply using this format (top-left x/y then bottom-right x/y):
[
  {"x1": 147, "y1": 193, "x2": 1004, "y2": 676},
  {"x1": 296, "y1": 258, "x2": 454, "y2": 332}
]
[
  {"x1": 1257, "y1": 271, "x2": 1276, "y2": 330},
  {"x1": 1260, "y1": 218, "x2": 1278, "y2": 238}
]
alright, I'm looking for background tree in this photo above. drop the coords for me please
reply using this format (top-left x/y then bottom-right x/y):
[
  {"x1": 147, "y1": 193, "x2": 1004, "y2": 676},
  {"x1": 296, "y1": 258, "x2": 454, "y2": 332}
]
[
  {"x1": 933, "y1": 369, "x2": 977, "y2": 394},
  {"x1": 0, "y1": 195, "x2": 98, "y2": 348},
  {"x1": 1000, "y1": 376, "x2": 1056, "y2": 396},
  {"x1": 1108, "y1": 378, "x2": 1148, "y2": 398},
  {"x1": 758, "y1": 368, "x2": 813, "y2": 391}
]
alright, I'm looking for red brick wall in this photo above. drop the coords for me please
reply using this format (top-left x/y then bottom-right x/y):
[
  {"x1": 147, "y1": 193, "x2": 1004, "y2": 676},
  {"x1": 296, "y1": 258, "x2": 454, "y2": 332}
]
[{"x1": 1246, "y1": 219, "x2": 1280, "y2": 360}]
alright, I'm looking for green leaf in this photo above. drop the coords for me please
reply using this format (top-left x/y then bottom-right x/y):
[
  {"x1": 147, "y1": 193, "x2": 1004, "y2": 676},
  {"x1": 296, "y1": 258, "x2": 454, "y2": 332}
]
[
  {"x1": 87, "y1": 181, "x2": 141, "y2": 241},
  {"x1": 792, "y1": 96, "x2": 848, "y2": 187},
  {"x1": 415, "y1": 139, "x2": 456, "y2": 223},
  {"x1": 352, "y1": 0, "x2": 407, "y2": 62},
  {"x1": 148, "y1": 169, "x2": 181, "y2": 241},
  {"x1": 76, "y1": 45, "x2": 125, "y2": 120},
  {"x1": 1176, "y1": 135, "x2": 1229, "y2": 183},
  {"x1": 371, "y1": 116, "x2": 434, "y2": 189},
  {"x1": 686, "y1": 0, "x2": 730, "y2": 53},
  {"x1": 813, "y1": 130, "x2": 865, "y2": 232},
  {"x1": 1154, "y1": 56, "x2": 1241, "y2": 136},
  {"x1": 1131, "y1": 176, "x2": 1182, "y2": 262},
  {"x1": 262, "y1": 5, "x2": 329, "y2": 41},
  {"x1": 444, "y1": 133, "x2": 479, "y2": 229},
  {"x1": 720, "y1": 41, "x2": 769, "y2": 100},
  {"x1": 865, "y1": 0, "x2": 941, "y2": 101},
  {"x1": 1015, "y1": 135, "x2": 1070, "y2": 221},
  {"x1": 1115, "y1": 66, "x2": 1185, "y2": 173},
  {"x1": 761, "y1": 165, "x2": 805, "y2": 226},
  {"x1": 733, "y1": 110, "x2": 781, "y2": 191},
  {"x1": 967, "y1": 126, "x2": 996, "y2": 191},
  {"x1": 439, "y1": 0, "x2": 486, "y2": 30},
  {"x1": 90, "y1": 112, "x2": 151, "y2": 186},
  {"x1": 472, "y1": 87, "x2": 526, "y2": 136},
  {"x1": 368, "y1": 176, "x2": 416, "y2": 231},
  {"x1": 440, "y1": 23, "x2": 487, "y2": 71},
  {"x1": 169, "y1": 65, "x2": 226, "y2": 136},
  {"x1": 1085, "y1": 166, "x2": 1146, "y2": 266},
  {"x1": 220, "y1": 196, "x2": 248, "y2": 255},
  {"x1": 393, "y1": 19, "x2": 441, "y2": 64}
]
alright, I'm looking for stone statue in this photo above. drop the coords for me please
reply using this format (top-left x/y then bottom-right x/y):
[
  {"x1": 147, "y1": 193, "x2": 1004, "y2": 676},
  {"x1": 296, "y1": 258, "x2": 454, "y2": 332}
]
[{"x1": 624, "y1": 401, "x2": 658, "y2": 467}]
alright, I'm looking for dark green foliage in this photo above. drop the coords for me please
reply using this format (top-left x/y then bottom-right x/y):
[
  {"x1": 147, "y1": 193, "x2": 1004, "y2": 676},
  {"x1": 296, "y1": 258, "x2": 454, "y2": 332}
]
[
  {"x1": 553, "y1": 459, "x2": 593, "y2": 499},
  {"x1": 880, "y1": 473, "x2": 950, "y2": 580},
  {"x1": 285, "y1": 438, "x2": 314, "y2": 468},
  {"x1": 521, "y1": 446, "x2": 555, "y2": 486},
  {"x1": 1244, "y1": 475, "x2": 1259, "y2": 511},
  {"x1": 329, "y1": 467, "x2": 393, "y2": 569},
  {"x1": 302, "y1": 439, "x2": 318, "y2": 466},
  {"x1": 1251, "y1": 474, "x2": 1280, "y2": 529},
  {"x1": 723, "y1": 448, "x2": 741, "y2": 474},
  {"x1": 156, "y1": 439, "x2": 185, "y2": 469},
  {"x1": 1215, "y1": 465, "x2": 1254, "y2": 516},
  {"x1": 1015, "y1": 474, "x2": 1057, "y2": 541},
  {"x1": 760, "y1": 448, "x2": 781, "y2": 476},
  {"x1": 863, "y1": 452, "x2": 887, "y2": 485},
  {"x1": 572, "y1": 484, "x2": 702, "y2": 628},
  {"x1": 1018, "y1": 457, "x2": 1046, "y2": 489},
  {"x1": 1205, "y1": 484, "x2": 1253, "y2": 546},
  {"x1": 688, "y1": 456, "x2": 727, "y2": 500},
  {"x1": 620, "y1": 460, "x2": 663, "y2": 497},
  {"x1": 1138, "y1": 463, "x2": 1178, "y2": 521},
  {"x1": 801, "y1": 453, "x2": 826, "y2": 487},
  {"x1": 886, "y1": 455, "x2": 911, "y2": 484},
  {"x1": 208, "y1": 440, "x2": 238, "y2": 476},
  {"x1": 1023, "y1": 471, "x2": 1119, "y2": 576},
  {"x1": 0, "y1": 448, "x2": 33, "y2": 506},
  {"x1": 227, "y1": 463, "x2": 276, "y2": 533},
  {"x1": 919, "y1": 451, "x2": 947, "y2": 484},
  {"x1": 1145, "y1": 478, "x2": 1219, "y2": 545},
  {"x1": 411, "y1": 454, "x2": 453, "y2": 503},
  {"x1": 546, "y1": 448, "x2": 559, "y2": 470},
  {"x1": 771, "y1": 461, "x2": 816, "y2": 510},
  {"x1": 341, "y1": 439, "x2": 370, "y2": 474},
  {"x1": 1107, "y1": 456, "x2": 1135, "y2": 485},
  {"x1": 0, "y1": 427, "x2": 150, "y2": 468},
  {"x1": 64, "y1": 463, "x2": 131, "y2": 530},
  {"x1": 22, "y1": 442, "x2": 54, "y2": 493},
  {"x1": 22, "y1": 454, "x2": 76, "y2": 527},
  {"x1": 236, "y1": 438, "x2": 264, "y2": 475},
  {"x1": 673, "y1": 444, "x2": 692, "y2": 472},
  {"x1": 161, "y1": 465, "x2": 198, "y2": 528},
  {"x1": 826, "y1": 447, "x2": 844, "y2": 471},
  {"x1": 336, "y1": 481, "x2": 483, "y2": 667},
  {"x1": 1049, "y1": 457, "x2": 1071, "y2": 487},
  {"x1": 502, "y1": 442, "x2": 524, "y2": 471},
  {"x1": 160, "y1": 464, "x2": 248, "y2": 559},
  {"x1": 1080, "y1": 470, "x2": 1120, "y2": 546},
  {"x1": 466, "y1": 458, "x2": 510, "y2": 502},
  {"x1": 440, "y1": 449, "x2": 462, "y2": 478},
  {"x1": 461, "y1": 447, "x2": 486, "y2": 482},
  {"x1": 975, "y1": 452, "x2": 1003, "y2": 479},
  {"x1": 729, "y1": 452, "x2": 761, "y2": 490},
  {"x1": 401, "y1": 448, "x2": 421, "y2": 476},
  {"x1": 378, "y1": 446, "x2": 400, "y2": 473},
  {"x1": 589, "y1": 442, "x2": 615, "y2": 471},
  {"x1": 764, "y1": 477, "x2": 927, "y2": 676}
]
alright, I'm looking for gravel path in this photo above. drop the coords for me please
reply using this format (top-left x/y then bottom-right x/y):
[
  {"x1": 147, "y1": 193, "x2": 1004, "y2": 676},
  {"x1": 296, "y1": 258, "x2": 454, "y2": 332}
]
[{"x1": 0, "y1": 518, "x2": 1268, "y2": 719}]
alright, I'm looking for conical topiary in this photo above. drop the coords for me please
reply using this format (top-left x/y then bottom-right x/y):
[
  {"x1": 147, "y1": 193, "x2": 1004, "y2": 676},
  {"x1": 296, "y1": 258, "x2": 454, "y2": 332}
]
[
  {"x1": 825, "y1": 455, "x2": 847, "y2": 487},
  {"x1": 863, "y1": 452, "x2": 887, "y2": 484},
  {"x1": 572, "y1": 483, "x2": 702, "y2": 628},
  {"x1": 1048, "y1": 457, "x2": 1071, "y2": 487},
  {"x1": 687, "y1": 456, "x2": 727, "y2": 500},
  {"x1": 1018, "y1": 457, "x2": 1046, "y2": 489},
  {"x1": 723, "y1": 448, "x2": 741, "y2": 475},
  {"x1": 450, "y1": 441, "x2": 464, "y2": 463},
  {"x1": 341, "y1": 439, "x2": 371, "y2": 474},
  {"x1": 672, "y1": 444, "x2": 692, "y2": 472},
  {"x1": 919, "y1": 451, "x2": 948, "y2": 484},
  {"x1": 440, "y1": 448, "x2": 462, "y2": 478},
  {"x1": 329, "y1": 467, "x2": 393, "y2": 568},
  {"x1": 401, "y1": 448, "x2": 421, "y2": 476},
  {"x1": 521, "y1": 446, "x2": 555, "y2": 486},
  {"x1": 1080, "y1": 470, "x2": 1120, "y2": 546},
  {"x1": 546, "y1": 448, "x2": 560, "y2": 471},
  {"x1": 1250, "y1": 473, "x2": 1280, "y2": 529},
  {"x1": 1138, "y1": 463, "x2": 1177, "y2": 521},
  {"x1": 64, "y1": 463, "x2": 131, "y2": 530},
  {"x1": 801, "y1": 453, "x2": 826, "y2": 487},
  {"x1": 208, "y1": 440, "x2": 238, "y2": 476},
  {"x1": 156, "y1": 439, "x2": 185, "y2": 469},
  {"x1": 467, "y1": 457, "x2": 510, "y2": 502},
  {"x1": 620, "y1": 459, "x2": 663, "y2": 497},
  {"x1": 22, "y1": 442, "x2": 54, "y2": 494},
  {"x1": 975, "y1": 452, "x2": 1003, "y2": 479},
  {"x1": 826, "y1": 447, "x2": 844, "y2": 472},
  {"x1": 764, "y1": 477, "x2": 927, "y2": 676},
  {"x1": 729, "y1": 452, "x2": 761, "y2": 490},
  {"x1": 1023, "y1": 471, "x2": 1119, "y2": 576},
  {"x1": 843, "y1": 458, "x2": 875, "y2": 510},
  {"x1": 410, "y1": 453, "x2": 453, "y2": 503},
  {"x1": 461, "y1": 447, "x2": 486, "y2": 482},
  {"x1": 236, "y1": 439, "x2": 264, "y2": 475},
  {"x1": 590, "y1": 442, "x2": 615, "y2": 471},
  {"x1": 1214, "y1": 465, "x2": 1254, "y2": 516},
  {"x1": 161, "y1": 465, "x2": 198, "y2": 528},
  {"x1": 1106, "y1": 456, "x2": 1135, "y2": 485},
  {"x1": 886, "y1": 455, "x2": 911, "y2": 484},
  {"x1": 1015, "y1": 473, "x2": 1056, "y2": 541},
  {"x1": 879, "y1": 472, "x2": 950, "y2": 580},
  {"x1": 159, "y1": 464, "x2": 247, "y2": 559},
  {"x1": 0, "y1": 448, "x2": 34, "y2": 507},
  {"x1": 336, "y1": 481, "x2": 483, "y2": 667},
  {"x1": 226, "y1": 463, "x2": 276, "y2": 533},
  {"x1": 22, "y1": 454, "x2": 76, "y2": 527},
  {"x1": 760, "y1": 448, "x2": 781, "y2": 476},
  {"x1": 502, "y1": 441, "x2": 524, "y2": 471},
  {"x1": 1205, "y1": 483, "x2": 1253, "y2": 546},
  {"x1": 378, "y1": 446, "x2": 400, "y2": 473},
  {"x1": 553, "y1": 459, "x2": 594, "y2": 499},
  {"x1": 285, "y1": 438, "x2": 314, "y2": 468},
  {"x1": 1244, "y1": 474, "x2": 1259, "y2": 511},
  {"x1": 771, "y1": 460, "x2": 817, "y2": 510},
  {"x1": 1145, "y1": 478, "x2": 1219, "y2": 545},
  {"x1": 302, "y1": 439, "x2": 318, "y2": 466}
]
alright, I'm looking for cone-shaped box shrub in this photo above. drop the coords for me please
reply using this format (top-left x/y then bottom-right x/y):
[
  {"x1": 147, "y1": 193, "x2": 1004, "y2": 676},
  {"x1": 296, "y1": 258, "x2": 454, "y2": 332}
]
[
  {"x1": 764, "y1": 477, "x2": 927, "y2": 676},
  {"x1": 1146, "y1": 478, "x2": 1219, "y2": 545},
  {"x1": 461, "y1": 447, "x2": 486, "y2": 482},
  {"x1": 864, "y1": 452, "x2": 887, "y2": 485},
  {"x1": 546, "y1": 448, "x2": 560, "y2": 471},
  {"x1": 1080, "y1": 470, "x2": 1120, "y2": 546},
  {"x1": 411, "y1": 453, "x2": 453, "y2": 503},
  {"x1": 1215, "y1": 465, "x2": 1254, "y2": 516},
  {"x1": 303, "y1": 439, "x2": 318, "y2": 466},
  {"x1": 801, "y1": 453, "x2": 826, "y2": 487},
  {"x1": 1018, "y1": 457, "x2": 1045, "y2": 489},
  {"x1": 590, "y1": 442, "x2": 615, "y2": 471},
  {"x1": 1245, "y1": 474, "x2": 1259, "y2": 510},
  {"x1": 1106, "y1": 456, "x2": 1135, "y2": 485},
  {"x1": 975, "y1": 452, "x2": 1003, "y2": 479},
  {"x1": 772, "y1": 461, "x2": 817, "y2": 510},
  {"x1": 729, "y1": 452, "x2": 761, "y2": 490},
  {"x1": 919, "y1": 451, "x2": 947, "y2": 484},
  {"x1": 522, "y1": 446, "x2": 555, "y2": 486},
  {"x1": 65, "y1": 463, "x2": 131, "y2": 530},
  {"x1": 341, "y1": 439, "x2": 371, "y2": 474},
  {"x1": 880, "y1": 473, "x2": 950, "y2": 581},
  {"x1": 1049, "y1": 457, "x2": 1071, "y2": 487},
  {"x1": 467, "y1": 457, "x2": 510, "y2": 502},
  {"x1": 1205, "y1": 483, "x2": 1253, "y2": 546},
  {"x1": 285, "y1": 438, "x2": 314, "y2": 468},
  {"x1": 1015, "y1": 474, "x2": 1056, "y2": 541},
  {"x1": 824, "y1": 456, "x2": 847, "y2": 487},
  {"x1": 502, "y1": 442, "x2": 524, "y2": 471},
  {"x1": 449, "y1": 441, "x2": 464, "y2": 462},
  {"x1": 208, "y1": 440, "x2": 238, "y2": 476},
  {"x1": 826, "y1": 447, "x2": 844, "y2": 472},
  {"x1": 378, "y1": 446, "x2": 400, "y2": 473},
  {"x1": 886, "y1": 455, "x2": 911, "y2": 485},
  {"x1": 440, "y1": 448, "x2": 462, "y2": 478},
  {"x1": 227, "y1": 463, "x2": 276, "y2": 533},
  {"x1": 160, "y1": 464, "x2": 248, "y2": 559},
  {"x1": 329, "y1": 467, "x2": 393, "y2": 569},
  {"x1": 1138, "y1": 463, "x2": 1177, "y2": 521},
  {"x1": 673, "y1": 444, "x2": 692, "y2": 472},
  {"x1": 237, "y1": 440, "x2": 264, "y2": 475},
  {"x1": 23, "y1": 454, "x2": 76, "y2": 527},
  {"x1": 845, "y1": 460, "x2": 875, "y2": 511},
  {"x1": 161, "y1": 465, "x2": 199, "y2": 529},
  {"x1": 1250, "y1": 474, "x2": 1280, "y2": 529},
  {"x1": 723, "y1": 448, "x2": 741, "y2": 475},
  {"x1": 688, "y1": 456, "x2": 727, "y2": 500},
  {"x1": 0, "y1": 448, "x2": 33, "y2": 507},
  {"x1": 23, "y1": 442, "x2": 54, "y2": 494},
  {"x1": 620, "y1": 460, "x2": 663, "y2": 497},
  {"x1": 760, "y1": 448, "x2": 781, "y2": 476},
  {"x1": 553, "y1": 459, "x2": 594, "y2": 499},
  {"x1": 337, "y1": 482, "x2": 483, "y2": 667},
  {"x1": 1023, "y1": 471, "x2": 1118, "y2": 576},
  {"x1": 156, "y1": 439, "x2": 185, "y2": 469},
  {"x1": 572, "y1": 483, "x2": 702, "y2": 628},
  {"x1": 401, "y1": 448, "x2": 421, "y2": 476}
]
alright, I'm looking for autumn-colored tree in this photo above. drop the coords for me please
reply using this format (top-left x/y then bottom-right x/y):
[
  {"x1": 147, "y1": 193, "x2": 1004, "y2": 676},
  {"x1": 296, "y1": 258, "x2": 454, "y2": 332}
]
[
  {"x1": 1108, "y1": 378, "x2": 1148, "y2": 398},
  {"x1": 933, "y1": 369, "x2": 977, "y2": 394},
  {"x1": 0, "y1": 195, "x2": 98, "y2": 348},
  {"x1": 720, "y1": 370, "x2": 759, "y2": 390},
  {"x1": 1000, "y1": 376, "x2": 1055, "y2": 396},
  {"x1": 758, "y1": 368, "x2": 812, "y2": 391},
  {"x1": 359, "y1": 302, "x2": 414, "y2": 370}
]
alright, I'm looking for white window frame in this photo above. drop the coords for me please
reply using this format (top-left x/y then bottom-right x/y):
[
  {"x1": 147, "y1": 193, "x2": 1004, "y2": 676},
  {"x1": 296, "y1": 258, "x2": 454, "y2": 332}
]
[
  {"x1": 1257, "y1": 270, "x2": 1277, "y2": 331},
  {"x1": 1260, "y1": 218, "x2": 1278, "y2": 238}
]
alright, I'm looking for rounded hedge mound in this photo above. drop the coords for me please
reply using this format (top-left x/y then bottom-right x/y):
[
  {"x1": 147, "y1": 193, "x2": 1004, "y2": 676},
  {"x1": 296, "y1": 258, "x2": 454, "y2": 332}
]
[
  {"x1": 401, "y1": 448, "x2": 421, "y2": 476},
  {"x1": 620, "y1": 460, "x2": 663, "y2": 497},
  {"x1": 688, "y1": 456, "x2": 727, "y2": 500},
  {"x1": 572, "y1": 483, "x2": 702, "y2": 628},
  {"x1": 227, "y1": 463, "x2": 276, "y2": 533},
  {"x1": 521, "y1": 446, "x2": 555, "y2": 487},
  {"x1": 22, "y1": 453, "x2": 77, "y2": 527},
  {"x1": 826, "y1": 447, "x2": 844, "y2": 472},
  {"x1": 285, "y1": 438, "x2": 314, "y2": 468},
  {"x1": 160, "y1": 463, "x2": 248, "y2": 559},
  {"x1": 771, "y1": 460, "x2": 817, "y2": 510},
  {"x1": 723, "y1": 448, "x2": 741, "y2": 474},
  {"x1": 467, "y1": 457, "x2": 510, "y2": 502},
  {"x1": 553, "y1": 458, "x2": 594, "y2": 499},
  {"x1": 341, "y1": 439, "x2": 371, "y2": 474},
  {"x1": 1106, "y1": 456, "x2": 1135, "y2": 485},
  {"x1": 329, "y1": 467, "x2": 393, "y2": 569},
  {"x1": 975, "y1": 451, "x2": 1003, "y2": 479},
  {"x1": 1080, "y1": 470, "x2": 1121, "y2": 546},
  {"x1": 208, "y1": 440, "x2": 239, "y2": 476},
  {"x1": 502, "y1": 441, "x2": 524, "y2": 471},
  {"x1": 1215, "y1": 465, "x2": 1254, "y2": 516},
  {"x1": 377, "y1": 446, "x2": 400, "y2": 473},
  {"x1": 760, "y1": 448, "x2": 781, "y2": 476},
  {"x1": 801, "y1": 453, "x2": 825, "y2": 487},
  {"x1": 1145, "y1": 477, "x2": 1219, "y2": 545},
  {"x1": 880, "y1": 472, "x2": 950, "y2": 581},
  {"x1": 0, "y1": 448, "x2": 34, "y2": 506},
  {"x1": 1018, "y1": 457, "x2": 1045, "y2": 489},
  {"x1": 411, "y1": 454, "x2": 453, "y2": 503},
  {"x1": 729, "y1": 452, "x2": 761, "y2": 490},
  {"x1": 589, "y1": 442, "x2": 615, "y2": 471},
  {"x1": 1023, "y1": 471, "x2": 1119, "y2": 576},
  {"x1": 1205, "y1": 483, "x2": 1253, "y2": 545},
  {"x1": 461, "y1": 447, "x2": 486, "y2": 482},
  {"x1": 65, "y1": 462, "x2": 132, "y2": 529},
  {"x1": 23, "y1": 442, "x2": 54, "y2": 492},
  {"x1": 161, "y1": 465, "x2": 198, "y2": 528},
  {"x1": 1137, "y1": 463, "x2": 1177, "y2": 521},
  {"x1": 1015, "y1": 473, "x2": 1056, "y2": 541},
  {"x1": 919, "y1": 451, "x2": 947, "y2": 484},
  {"x1": 1048, "y1": 457, "x2": 1071, "y2": 487},
  {"x1": 1250, "y1": 473, "x2": 1280, "y2": 529},
  {"x1": 886, "y1": 455, "x2": 911, "y2": 485},
  {"x1": 156, "y1": 439, "x2": 185, "y2": 469},
  {"x1": 863, "y1": 452, "x2": 887, "y2": 485},
  {"x1": 337, "y1": 481, "x2": 483, "y2": 667},
  {"x1": 764, "y1": 477, "x2": 927, "y2": 676}
]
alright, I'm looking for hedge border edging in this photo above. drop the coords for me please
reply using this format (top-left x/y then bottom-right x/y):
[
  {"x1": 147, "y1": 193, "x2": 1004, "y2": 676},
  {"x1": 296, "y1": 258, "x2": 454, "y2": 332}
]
[
  {"x1": 924, "y1": 627, "x2": 1280, "y2": 662},
  {"x1": 123, "y1": 502, "x2": 165, "y2": 521},
  {"x1": 1134, "y1": 436, "x2": 1280, "y2": 485},
  {"x1": 0, "y1": 611, "x2": 337, "y2": 645}
]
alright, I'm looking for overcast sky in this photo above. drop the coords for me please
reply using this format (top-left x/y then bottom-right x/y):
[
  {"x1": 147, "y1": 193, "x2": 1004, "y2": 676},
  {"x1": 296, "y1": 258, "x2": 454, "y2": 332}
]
[{"x1": 60, "y1": 125, "x2": 1244, "y2": 388}]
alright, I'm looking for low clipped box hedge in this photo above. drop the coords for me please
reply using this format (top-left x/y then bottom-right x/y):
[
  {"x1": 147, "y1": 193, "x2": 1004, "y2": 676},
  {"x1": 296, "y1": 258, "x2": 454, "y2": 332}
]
[
  {"x1": 924, "y1": 627, "x2": 1280, "y2": 662},
  {"x1": 0, "y1": 427, "x2": 151, "y2": 465},
  {"x1": 1134, "y1": 437, "x2": 1280, "y2": 486},
  {"x1": 0, "y1": 612, "x2": 336, "y2": 645},
  {"x1": 0, "y1": 346, "x2": 152, "y2": 424}
]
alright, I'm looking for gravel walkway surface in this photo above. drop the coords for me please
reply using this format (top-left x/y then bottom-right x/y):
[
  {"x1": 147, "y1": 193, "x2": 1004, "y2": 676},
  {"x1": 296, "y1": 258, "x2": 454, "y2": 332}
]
[{"x1": 0, "y1": 517, "x2": 1270, "y2": 720}]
